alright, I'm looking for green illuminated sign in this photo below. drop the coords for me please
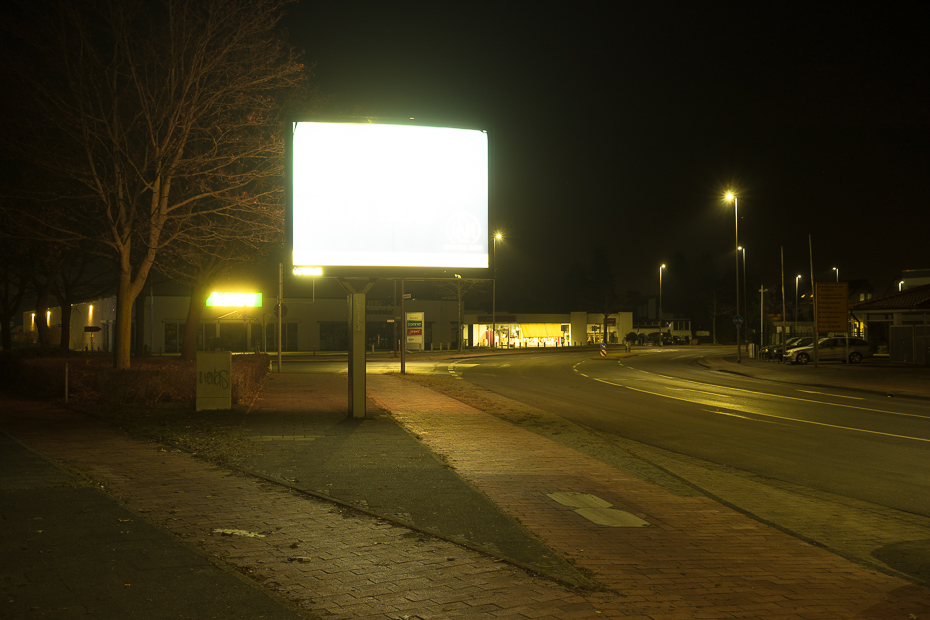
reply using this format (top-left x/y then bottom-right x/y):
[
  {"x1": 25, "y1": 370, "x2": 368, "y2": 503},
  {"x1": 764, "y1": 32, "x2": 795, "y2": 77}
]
[{"x1": 205, "y1": 292, "x2": 263, "y2": 307}]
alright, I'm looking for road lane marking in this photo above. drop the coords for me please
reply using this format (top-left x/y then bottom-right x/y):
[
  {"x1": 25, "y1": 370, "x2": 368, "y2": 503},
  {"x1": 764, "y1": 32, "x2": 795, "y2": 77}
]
[
  {"x1": 600, "y1": 380, "x2": 930, "y2": 444},
  {"x1": 706, "y1": 410, "x2": 782, "y2": 424},
  {"x1": 797, "y1": 389, "x2": 864, "y2": 400},
  {"x1": 667, "y1": 387, "x2": 734, "y2": 398},
  {"x1": 615, "y1": 362, "x2": 930, "y2": 420}
]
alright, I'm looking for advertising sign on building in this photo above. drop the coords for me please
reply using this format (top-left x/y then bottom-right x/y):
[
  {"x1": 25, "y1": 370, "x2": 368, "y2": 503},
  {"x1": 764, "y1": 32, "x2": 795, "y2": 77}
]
[{"x1": 406, "y1": 312, "x2": 425, "y2": 351}]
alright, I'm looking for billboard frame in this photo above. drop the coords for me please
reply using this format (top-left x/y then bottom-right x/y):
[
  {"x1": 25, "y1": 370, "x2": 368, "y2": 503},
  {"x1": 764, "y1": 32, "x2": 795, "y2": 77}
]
[{"x1": 285, "y1": 116, "x2": 495, "y2": 280}]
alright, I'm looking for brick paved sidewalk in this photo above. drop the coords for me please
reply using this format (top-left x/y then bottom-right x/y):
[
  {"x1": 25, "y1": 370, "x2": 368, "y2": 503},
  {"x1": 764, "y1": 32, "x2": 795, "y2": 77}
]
[
  {"x1": 0, "y1": 400, "x2": 626, "y2": 619},
  {"x1": 3, "y1": 371, "x2": 930, "y2": 619},
  {"x1": 365, "y1": 375, "x2": 930, "y2": 619}
]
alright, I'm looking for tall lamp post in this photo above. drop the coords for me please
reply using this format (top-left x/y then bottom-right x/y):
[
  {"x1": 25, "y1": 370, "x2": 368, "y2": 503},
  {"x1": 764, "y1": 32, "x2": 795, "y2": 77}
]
[
  {"x1": 659, "y1": 264, "x2": 665, "y2": 342},
  {"x1": 492, "y1": 232, "x2": 502, "y2": 348},
  {"x1": 832, "y1": 267, "x2": 839, "y2": 282},
  {"x1": 725, "y1": 192, "x2": 741, "y2": 362},
  {"x1": 795, "y1": 275, "x2": 802, "y2": 335},
  {"x1": 739, "y1": 246, "x2": 747, "y2": 352}
]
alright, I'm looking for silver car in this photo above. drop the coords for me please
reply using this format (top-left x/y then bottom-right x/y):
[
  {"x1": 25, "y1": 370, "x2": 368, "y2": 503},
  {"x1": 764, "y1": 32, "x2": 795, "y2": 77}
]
[{"x1": 785, "y1": 336, "x2": 872, "y2": 365}]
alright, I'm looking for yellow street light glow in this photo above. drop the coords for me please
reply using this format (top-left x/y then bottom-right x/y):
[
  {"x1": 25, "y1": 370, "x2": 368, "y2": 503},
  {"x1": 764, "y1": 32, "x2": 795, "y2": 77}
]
[
  {"x1": 725, "y1": 191, "x2": 735, "y2": 201},
  {"x1": 495, "y1": 232, "x2": 502, "y2": 241},
  {"x1": 293, "y1": 266, "x2": 324, "y2": 276},
  {"x1": 205, "y1": 292, "x2": 263, "y2": 307}
]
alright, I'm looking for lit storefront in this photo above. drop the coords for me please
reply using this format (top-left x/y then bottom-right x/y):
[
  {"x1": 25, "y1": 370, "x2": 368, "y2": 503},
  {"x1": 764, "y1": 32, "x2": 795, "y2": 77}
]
[{"x1": 466, "y1": 312, "x2": 633, "y2": 348}]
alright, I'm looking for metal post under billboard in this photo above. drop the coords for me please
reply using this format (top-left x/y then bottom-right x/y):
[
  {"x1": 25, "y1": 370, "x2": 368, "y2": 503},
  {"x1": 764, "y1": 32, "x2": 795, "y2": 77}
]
[
  {"x1": 338, "y1": 278, "x2": 375, "y2": 419},
  {"x1": 348, "y1": 292, "x2": 366, "y2": 418},
  {"x1": 400, "y1": 279, "x2": 405, "y2": 375}
]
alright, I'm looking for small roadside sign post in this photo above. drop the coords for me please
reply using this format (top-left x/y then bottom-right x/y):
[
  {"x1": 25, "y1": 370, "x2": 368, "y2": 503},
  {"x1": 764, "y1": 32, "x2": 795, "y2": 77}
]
[
  {"x1": 600, "y1": 343, "x2": 607, "y2": 357},
  {"x1": 196, "y1": 351, "x2": 232, "y2": 411},
  {"x1": 84, "y1": 325, "x2": 101, "y2": 351}
]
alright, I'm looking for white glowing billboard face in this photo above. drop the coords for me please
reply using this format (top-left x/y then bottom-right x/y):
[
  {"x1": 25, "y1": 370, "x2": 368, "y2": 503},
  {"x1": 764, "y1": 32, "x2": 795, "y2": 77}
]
[{"x1": 290, "y1": 121, "x2": 489, "y2": 272}]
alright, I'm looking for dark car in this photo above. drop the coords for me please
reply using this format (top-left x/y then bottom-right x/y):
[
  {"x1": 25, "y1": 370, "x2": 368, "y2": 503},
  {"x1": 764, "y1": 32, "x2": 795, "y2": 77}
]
[{"x1": 761, "y1": 336, "x2": 813, "y2": 361}]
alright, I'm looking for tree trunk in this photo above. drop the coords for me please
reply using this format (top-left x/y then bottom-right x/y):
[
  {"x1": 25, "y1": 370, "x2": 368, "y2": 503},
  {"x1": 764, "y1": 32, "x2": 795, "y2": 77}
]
[
  {"x1": 59, "y1": 302, "x2": 73, "y2": 350},
  {"x1": 113, "y1": 257, "x2": 138, "y2": 369},
  {"x1": 113, "y1": 235, "x2": 157, "y2": 369},
  {"x1": 181, "y1": 285, "x2": 209, "y2": 362},
  {"x1": 34, "y1": 281, "x2": 52, "y2": 347},
  {"x1": 134, "y1": 287, "x2": 147, "y2": 357}
]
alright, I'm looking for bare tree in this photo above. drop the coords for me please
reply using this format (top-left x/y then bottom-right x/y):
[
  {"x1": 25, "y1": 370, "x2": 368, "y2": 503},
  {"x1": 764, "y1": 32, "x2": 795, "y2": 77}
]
[
  {"x1": 156, "y1": 200, "x2": 284, "y2": 361},
  {"x1": 53, "y1": 252, "x2": 115, "y2": 351},
  {"x1": 2, "y1": 0, "x2": 310, "y2": 368}
]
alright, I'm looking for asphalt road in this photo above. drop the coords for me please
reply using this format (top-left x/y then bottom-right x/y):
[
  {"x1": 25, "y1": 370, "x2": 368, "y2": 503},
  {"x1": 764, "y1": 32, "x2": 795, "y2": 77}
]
[{"x1": 454, "y1": 347, "x2": 930, "y2": 518}]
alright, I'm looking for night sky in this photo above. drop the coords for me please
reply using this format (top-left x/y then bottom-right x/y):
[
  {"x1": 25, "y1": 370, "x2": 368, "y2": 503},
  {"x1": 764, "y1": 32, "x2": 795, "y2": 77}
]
[{"x1": 286, "y1": 3, "x2": 930, "y2": 312}]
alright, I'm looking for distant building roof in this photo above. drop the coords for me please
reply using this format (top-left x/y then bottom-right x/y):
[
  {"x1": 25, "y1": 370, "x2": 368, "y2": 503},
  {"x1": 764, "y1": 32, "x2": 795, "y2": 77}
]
[{"x1": 850, "y1": 283, "x2": 930, "y2": 311}]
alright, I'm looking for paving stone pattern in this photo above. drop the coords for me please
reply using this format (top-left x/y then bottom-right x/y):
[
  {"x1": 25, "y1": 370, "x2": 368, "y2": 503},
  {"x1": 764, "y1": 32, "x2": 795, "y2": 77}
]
[{"x1": 3, "y1": 368, "x2": 930, "y2": 619}]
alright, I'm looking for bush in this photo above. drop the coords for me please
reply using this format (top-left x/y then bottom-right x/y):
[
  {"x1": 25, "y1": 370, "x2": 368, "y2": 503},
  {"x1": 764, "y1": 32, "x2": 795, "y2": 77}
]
[{"x1": 3, "y1": 352, "x2": 270, "y2": 407}]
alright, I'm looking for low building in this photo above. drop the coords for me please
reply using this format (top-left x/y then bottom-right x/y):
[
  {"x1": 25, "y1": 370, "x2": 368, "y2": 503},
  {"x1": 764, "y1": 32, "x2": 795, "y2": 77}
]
[
  {"x1": 465, "y1": 312, "x2": 634, "y2": 348},
  {"x1": 26, "y1": 291, "x2": 635, "y2": 355},
  {"x1": 850, "y1": 284, "x2": 930, "y2": 364}
]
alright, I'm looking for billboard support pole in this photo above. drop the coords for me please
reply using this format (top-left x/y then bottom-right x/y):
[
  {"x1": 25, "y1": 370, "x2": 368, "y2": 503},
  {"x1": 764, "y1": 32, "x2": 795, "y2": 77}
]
[
  {"x1": 278, "y1": 263, "x2": 283, "y2": 372},
  {"x1": 400, "y1": 279, "x2": 406, "y2": 375},
  {"x1": 339, "y1": 278, "x2": 376, "y2": 419}
]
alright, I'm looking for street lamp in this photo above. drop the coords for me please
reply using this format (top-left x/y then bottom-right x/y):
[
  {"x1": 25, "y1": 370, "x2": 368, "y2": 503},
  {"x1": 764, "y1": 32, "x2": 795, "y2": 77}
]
[
  {"x1": 492, "y1": 232, "x2": 502, "y2": 349},
  {"x1": 659, "y1": 264, "x2": 665, "y2": 342},
  {"x1": 795, "y1": 275, "x2": 802, "y2": 334},
  {"x1": 725, "y1": 191, "x2": 741, "y2": 362},
  {"x1": 738, "y1": 246, "x2": 747, "y2": 352},
  {"x1": 832, "y1": 267, "x2": 839, "y2": 282}
]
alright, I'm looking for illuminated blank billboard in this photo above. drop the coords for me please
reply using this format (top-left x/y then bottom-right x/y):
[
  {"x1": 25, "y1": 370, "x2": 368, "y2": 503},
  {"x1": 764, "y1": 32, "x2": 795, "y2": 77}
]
[{"x1": 288, "y1": 119, "x2": 489, "y2": 274}]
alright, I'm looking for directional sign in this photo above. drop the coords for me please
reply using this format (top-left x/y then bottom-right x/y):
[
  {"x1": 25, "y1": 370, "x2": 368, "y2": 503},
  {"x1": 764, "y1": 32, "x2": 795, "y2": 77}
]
[
  {"x1": 600, "y1": 343, "x2": 607, "y2": 357},
  {"x1": 83, "y1": 326, "x2": 101, "y2": 333},
  {"x1": 816, "y1": 282, "x2": 849, "y2": 332},
  {"x1": 733, "y1": 315, "x2": 744, "y2": 327}
]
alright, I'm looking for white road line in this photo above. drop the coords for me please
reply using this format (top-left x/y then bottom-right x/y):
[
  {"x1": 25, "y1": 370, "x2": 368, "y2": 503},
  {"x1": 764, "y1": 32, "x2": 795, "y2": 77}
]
[
  {"x1": 797, "y1": 389, "x2": 864, "y2": 400},
  {"x1": 667, "y1": 387, "x2": 734, "y2": 398},
  {"x1": 614, "y1": 362, "x2": 930, "y2": 420},
  {"x1": 705, "y1": 409, "x2": 781, "y2": 424},
  {"x1": 600, "y1": 380, "x2": 930, "y2": 444}
]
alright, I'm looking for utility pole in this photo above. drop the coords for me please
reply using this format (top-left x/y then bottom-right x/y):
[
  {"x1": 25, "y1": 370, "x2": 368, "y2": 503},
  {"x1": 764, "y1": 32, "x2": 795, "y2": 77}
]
[{"x1": 759, "y1": 285, "x2": 769, "y2": 353}]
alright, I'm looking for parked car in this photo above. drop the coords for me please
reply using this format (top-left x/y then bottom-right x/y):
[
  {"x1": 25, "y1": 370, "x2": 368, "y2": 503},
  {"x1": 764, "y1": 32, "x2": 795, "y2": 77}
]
[
  {"x1": 784, "y1": 336, "x2": 872, "y2": 365},
  {"x1": 761, "y1": 336, "x2": 813, "y2": 361}
]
